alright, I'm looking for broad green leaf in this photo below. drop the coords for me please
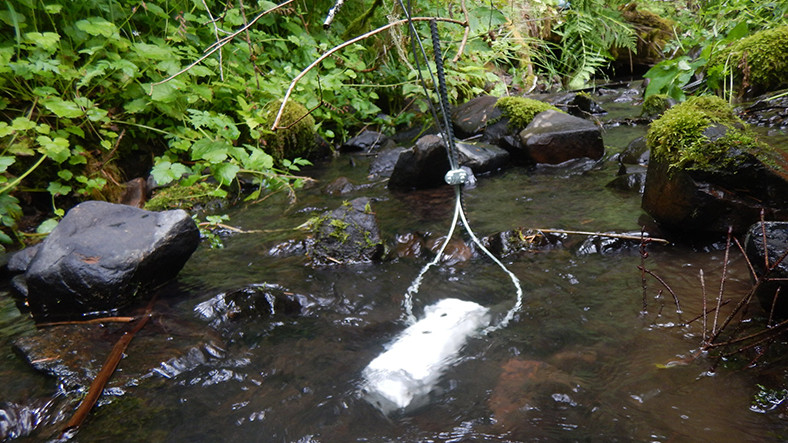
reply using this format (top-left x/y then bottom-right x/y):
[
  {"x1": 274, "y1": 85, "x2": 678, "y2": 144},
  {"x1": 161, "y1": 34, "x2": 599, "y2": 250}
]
[
  {"x1": 57, "y1": 169, "x2": 73, "y2": 181},
  {"x1": 134, "y1": 42, "x2": 173, "y2": 60},
  {"x1": 0, "y1": 122, "x2": 10, "y2": 137},
  {"x1": 36, "y1": 218, "x2": 59, "y2": 234},
  {"x1": 37, "y1": 135, "x2": 70, "y2": 163},
  {"x1": 212, "y1": 162, "x2": 240, "y2": 185},
  {"x1": 25, "y1": 32, "x2": 60, "y2": 52},
  {"x1": 244, "y1": 148, "x2": 274, "y2": 171},
  {"x1": 0, "y1": 156, "x2": 14, "y2": 173},
  {"x1": 43, "y1": 4, "x2": 62, "y2": 14},
  {"x1": 47, "y1": 181, "x2": 71, "y2": 196},
  {"x1": 191, "y1": 139, "x2": 228, "y2": 163},
  {"x1": 124, "y1": 98, "x2": 148, "y2": 113},
  {"x1": 42, "y1": 97, "x2": 83, "y2": 118},
  {"x1": 76, "y1": 17, "x2": 117, "y2": 38},
  {"x1": 11, "y1": 116, "x2": 35, "y2": 131}
]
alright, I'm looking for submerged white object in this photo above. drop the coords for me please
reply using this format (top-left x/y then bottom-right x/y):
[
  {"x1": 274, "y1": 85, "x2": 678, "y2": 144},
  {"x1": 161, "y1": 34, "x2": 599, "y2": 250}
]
[{"x1": 361, "y1": 298, "x2": 490, "y2": 415}]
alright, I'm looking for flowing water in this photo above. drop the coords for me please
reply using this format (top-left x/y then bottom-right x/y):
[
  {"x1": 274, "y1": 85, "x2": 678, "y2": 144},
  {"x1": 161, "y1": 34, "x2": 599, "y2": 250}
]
[{"x1": 2, "y1": 95, "x2": 788, "y2": 442}]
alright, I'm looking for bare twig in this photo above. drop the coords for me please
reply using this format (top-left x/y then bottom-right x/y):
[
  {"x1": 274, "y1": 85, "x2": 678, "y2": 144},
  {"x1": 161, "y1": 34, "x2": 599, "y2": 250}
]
[
  {"x1": 768, "y1": 287, "x2": 781, "y2": 327},
  {"x1": 640, "y1": 228, "x2": 649, "y2": 314},
  {"x1": 150, "y1": 0, "x2": 298, "y2": 92},
  {"x1": 271, "y1": 16, "x2": 465, "y2": 130},
  {"x1": 238, "y1": 0, "x2": 260, "y2": 89},
  {"x1": 700, "y1": 269, "x2": 707, "y2": 343},
  {"x1": 712, "y1": 227, "x2": 733, "y2": 335},
  {"x1": 201, "y1": 0, "x2": 225, "y2": 81},
  {"x1": 37, "y1": 317, "x2": 135, "y2": 328},
  {"x1": 536, "y1": 228, "x2": 670, "y2": 244},
  {"x1": 451, "y1": 0, "x2": 470, "y2": 63},
  {"x1": 638, "y1": 266, "x2": 682, "y2": 318}
]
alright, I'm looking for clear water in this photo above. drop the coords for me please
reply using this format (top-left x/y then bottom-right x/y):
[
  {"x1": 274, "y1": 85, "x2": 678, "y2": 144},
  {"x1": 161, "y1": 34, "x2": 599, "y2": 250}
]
[{"x1": 2, "y1": 102, "x2": 788, "y2": 442}]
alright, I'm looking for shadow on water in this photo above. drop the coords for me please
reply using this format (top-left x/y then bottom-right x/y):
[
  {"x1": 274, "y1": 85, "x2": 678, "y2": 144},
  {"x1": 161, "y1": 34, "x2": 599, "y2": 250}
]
[{"x1": 2, "y1": 97, "x2": 788, "y2": 441}]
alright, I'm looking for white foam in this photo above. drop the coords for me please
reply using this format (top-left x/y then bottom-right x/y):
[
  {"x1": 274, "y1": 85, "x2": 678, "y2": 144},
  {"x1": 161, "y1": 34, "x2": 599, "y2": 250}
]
[{"x1": 361, "y1": 298, "x2": 489, "y2": 415}]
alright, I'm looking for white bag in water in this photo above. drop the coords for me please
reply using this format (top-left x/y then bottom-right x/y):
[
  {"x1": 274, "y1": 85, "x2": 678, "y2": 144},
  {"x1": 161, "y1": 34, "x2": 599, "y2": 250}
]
[{"x1": 361, "y1": 298, "x2": 490, "y2": 415}]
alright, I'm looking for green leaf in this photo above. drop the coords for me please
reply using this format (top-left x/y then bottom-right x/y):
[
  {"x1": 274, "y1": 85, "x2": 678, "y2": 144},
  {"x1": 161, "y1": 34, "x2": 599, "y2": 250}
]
[
  {"x1": 25, "y1": 32, "x2": 60, "y2": 52},
  {"x1": 191, "y1": 139, "x2": 229, "y2": 163},
  {"x1": 47, "y1": 181, "x2": 72, "y2": 196},
  {"x1": 0, "y1": 156, "x2": 15, "y2": 173},
  {"x1": 212, "y1": 162, "x2": 240, "y2": 185},
  {"x1": 37, "y1": 136, "x2": 70, "y2": 163},
  {"x1": 134, "y1": 42, "x2": 173, "y2": 60},
  {"x1": 42, "y1": 97, "x2": 84, "y2": 118},
  {"x1": 11, "y1": 116, "x2": 35, "y2": 131},
  {"x1": 151, "y1": 161, "x2": 191, "y2": 185},
  {"x1": 76, "y1": 17, "x2": 118, "y2": 38},
  {"x1": 57, "y1": 169, "x2": 73, "y2": 181},
  {"x1": 244, "y1": 148, "x2": 274, "y2": 171},
  {"x1": 36, "y1": 218, "x2": 59, "y2": 234},
  {"x1": 0, "y1": 123, "x2": 10, "y2": 137},
  {"x1": 43, "y1": 4, "x2": 63, "y2": 14}
]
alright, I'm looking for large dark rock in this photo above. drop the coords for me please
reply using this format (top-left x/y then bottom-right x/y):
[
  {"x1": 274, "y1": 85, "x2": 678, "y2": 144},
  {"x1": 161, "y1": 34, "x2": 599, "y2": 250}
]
[
  {"x1": 340, "y1": 130, "x2": 395, "y2": 153},
  {"x1": 518, "y1": 110, "x2": 605, "y2": 165},
  {"x1": 451, "y1": 95, "x2": 501, "y2": 138},
  {"x1": 307, "y1": 197, "x2": 384, "y2": 265},
  {"x1": 642, "y1": 151, "x2": 788, "y2": 235},
  {"x1": 388, "y1": 135, "x2": 451, "y2": 190},
  {"x1": 456, "y1": 141, "x2": 510, "y2": 174},
  {"x1": 744, "y1": 222, "x2": 788, "y2": 318},
  {"x1": 24, "y1": 201, "x2": 200, "y2": 321}
]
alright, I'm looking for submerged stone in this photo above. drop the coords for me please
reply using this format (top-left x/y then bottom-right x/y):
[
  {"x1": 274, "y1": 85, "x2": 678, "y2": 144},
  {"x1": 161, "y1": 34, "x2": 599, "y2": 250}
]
[
  {"x1": 388, "y1": 135, "x2": 451, "y2": 190},
  {"x1": 307, "y1": 197, "x2": 384, "y2": 265}
]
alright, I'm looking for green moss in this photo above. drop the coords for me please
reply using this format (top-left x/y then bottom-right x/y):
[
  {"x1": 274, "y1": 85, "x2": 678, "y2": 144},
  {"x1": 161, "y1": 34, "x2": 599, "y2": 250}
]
[
  {"x1": 261, "y1": 100, "x2": 316, "y2": 162},
  {"x1": 144, "y1": 182, "x2": 216, "y2": 211},
  {"x1": 641, "y1": 94, "x2": 672, "y2": 117},
  {"x1": 647, "y1": 95, "x2": 773, "y2": 172},
  {"x1": 494, "y1": 96, "x2": 561, "y2": 130},
  {"x1": 328, "y1": 218, "x2": 350, "y2": 242},
  {"x1": 709, "y1": 25, "x2": 788, "y2": 94}
]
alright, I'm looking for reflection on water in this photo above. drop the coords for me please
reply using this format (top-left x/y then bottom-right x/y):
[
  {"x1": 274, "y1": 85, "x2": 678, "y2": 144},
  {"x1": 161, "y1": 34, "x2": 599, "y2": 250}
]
[{"x1": 2, "y1": 119, "x2": 788, "y2": 441}]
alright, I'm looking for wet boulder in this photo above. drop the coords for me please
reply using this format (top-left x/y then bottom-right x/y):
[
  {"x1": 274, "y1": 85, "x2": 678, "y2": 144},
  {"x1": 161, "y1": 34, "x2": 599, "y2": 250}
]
[
  {"x1": 341, "y1": 130, "x2": 394, "y2": 153},
  {"x1": 518, "y1": 110, "x2": 605, "y2": 165},
  {"x1": 642, "y1": 96, "x2": 788, "y2": 235},
  {"x1": 456, "y1": 140, "x2": 510, "y2": 174},
  {"x1": 607, "y1": 136, "x2": 649, "y2": 194},
  {"x1": 482, "y1": 228, "x2": 566, "y2": 258},
  {"x1": 451, "y1": 95, "x2": 502, "y2": 139},
  {"x1": 307, "y1": 197, "x2": 384, "y2": 265},
  {"x1": 24, "y1": 201, "x2": 200, "y2": 321},
  {"x1": 368, "y1": 146, "x2": 406, "y2": 179},
  {"x1": 743, "y1": 222, "x2": 788, "y2": 318},
  {"x1": 388, "y1": 135, "x2": 451, "y2": 190}
]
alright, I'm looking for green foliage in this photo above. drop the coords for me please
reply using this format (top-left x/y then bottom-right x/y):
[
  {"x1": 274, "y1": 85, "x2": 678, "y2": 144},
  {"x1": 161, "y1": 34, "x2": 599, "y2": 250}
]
[
  {"x1": 646, "y1": 95, "x2": 772, "y2": 172},
  {"x1": 550, "y1": 0, "x2": 636, "y2": 89},
  {"x1": 707, "y1": 25, "x2": 788, "y2": 95},
  {"x1": 494, "y1": 97, "x2": 561, "y2": 130},
  {"x1": 643, "y1": 0, "x2": 788, "y2": 100},
  {"x1": 640, "y1": 94, "x2": 673, "y2": 118}
]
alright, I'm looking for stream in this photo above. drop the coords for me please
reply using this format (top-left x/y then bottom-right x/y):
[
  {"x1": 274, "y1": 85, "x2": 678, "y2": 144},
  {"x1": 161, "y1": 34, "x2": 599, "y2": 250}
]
[{"x1": 2, "y1": 91, "x2": 788, "y2": 441}]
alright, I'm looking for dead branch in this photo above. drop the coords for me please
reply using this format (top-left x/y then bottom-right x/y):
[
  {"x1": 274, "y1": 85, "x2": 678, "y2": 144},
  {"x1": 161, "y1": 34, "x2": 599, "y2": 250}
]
[
  {"x1": 451, "y1": 0, "x2": 470, "y2": 63},
  {"x1": 37, "y1": 317, "x2": 135, "y2": 328},
  {"x1": 60, "y1": 297, "x2": 157, "y2": 436},
  {"x1": 712, "y1": 227, "x2": 733, "y2": 335},
  {"x1": 638, "y1": 266, "x2": 682, "y2": 318},
  {"x1": 271, "y1": 16, "x2": 465, "y2": 130},
  {"x1": 536, "y1": 228, "x2": 670, "y2": 244}
]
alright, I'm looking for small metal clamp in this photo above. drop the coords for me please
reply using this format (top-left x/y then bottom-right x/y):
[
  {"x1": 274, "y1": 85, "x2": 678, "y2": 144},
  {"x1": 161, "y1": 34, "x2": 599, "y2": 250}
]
[{"x1": 444, "y1": 168, "x2": 467, "y2": 185}]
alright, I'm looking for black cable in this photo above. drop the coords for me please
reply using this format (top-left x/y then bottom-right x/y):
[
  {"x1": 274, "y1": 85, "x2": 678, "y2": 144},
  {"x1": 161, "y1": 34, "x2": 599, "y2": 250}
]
[{"x1": 429, "y1": 19, "x2": 459, "y2": 170}]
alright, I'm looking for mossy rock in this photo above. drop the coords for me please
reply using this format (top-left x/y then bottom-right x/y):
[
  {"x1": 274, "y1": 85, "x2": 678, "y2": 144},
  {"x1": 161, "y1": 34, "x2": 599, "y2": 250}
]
[
  {"x1": 614, "y1": 2, "x2": 674, "y2": 66},
  {"x1": 494, "y1": 97, "x2": 561, "y2": 130},
  {"x1": 708, "y1": 25, "x2": 788, "y2": 96},
  {"x1": 640, "y1": 94, "x2": 676, "y2": 118},
  {"x1": 261, "y1": 100, "x2": 317, "y2": 162},
  {"x1": 144, "y1": 182, "x2": 220, "y2": 212},
  {"x1": 646, "y1": 95, "x2": 774, "y2": 173}
]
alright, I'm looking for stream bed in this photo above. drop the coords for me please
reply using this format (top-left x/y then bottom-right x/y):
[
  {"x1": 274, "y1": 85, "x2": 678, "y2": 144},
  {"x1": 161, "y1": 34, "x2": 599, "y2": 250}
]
[{"x1": 2, "y1": 93, "x2": 788, "y2": 442}]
